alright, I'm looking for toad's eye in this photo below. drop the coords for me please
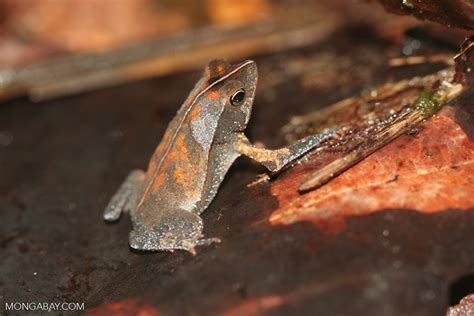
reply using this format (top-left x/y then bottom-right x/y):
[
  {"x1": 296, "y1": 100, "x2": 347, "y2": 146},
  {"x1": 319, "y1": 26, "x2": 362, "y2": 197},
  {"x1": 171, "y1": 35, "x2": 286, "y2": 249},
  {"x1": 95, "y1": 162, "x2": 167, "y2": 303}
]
[{"x1": 230, "y1": 89, "x2": 245, "y2": 106}]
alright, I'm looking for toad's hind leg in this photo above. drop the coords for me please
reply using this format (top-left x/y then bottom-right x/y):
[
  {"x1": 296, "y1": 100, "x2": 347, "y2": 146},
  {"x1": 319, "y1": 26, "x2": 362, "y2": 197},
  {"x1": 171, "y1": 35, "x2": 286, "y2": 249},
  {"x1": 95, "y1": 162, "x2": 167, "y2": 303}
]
[
  {"x1": 103, "y1": 169, "x2": 145, "y2": 222},
  {"x1": 129, "y1": 208, "x2": 220, "y2": 255}
]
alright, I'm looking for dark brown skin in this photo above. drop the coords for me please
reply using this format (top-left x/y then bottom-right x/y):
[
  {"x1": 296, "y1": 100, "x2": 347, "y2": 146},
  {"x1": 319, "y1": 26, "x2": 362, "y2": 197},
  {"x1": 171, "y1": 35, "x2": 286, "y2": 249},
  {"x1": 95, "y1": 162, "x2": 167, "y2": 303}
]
[{"x1": 103, "y1": 59, "x2": 329, "y2": 254}]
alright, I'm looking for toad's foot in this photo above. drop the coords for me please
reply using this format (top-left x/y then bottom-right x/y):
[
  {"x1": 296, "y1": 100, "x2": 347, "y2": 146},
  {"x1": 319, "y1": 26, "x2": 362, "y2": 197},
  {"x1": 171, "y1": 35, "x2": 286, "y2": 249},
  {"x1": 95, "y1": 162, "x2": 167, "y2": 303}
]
[
  {"x1": 130, "y1": 232, "x2": 220, "y2": 255},
  {"x1": 129, "y1": 208, "x2": 220, "y2": 255}
]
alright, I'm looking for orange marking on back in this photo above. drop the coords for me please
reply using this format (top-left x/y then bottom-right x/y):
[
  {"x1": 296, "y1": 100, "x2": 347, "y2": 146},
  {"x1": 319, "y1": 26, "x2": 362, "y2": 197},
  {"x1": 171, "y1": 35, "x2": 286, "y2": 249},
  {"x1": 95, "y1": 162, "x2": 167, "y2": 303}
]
[
  {"x1": 167, "y1": 133, "x2": 189, "y2": 162},
  {"x1": 174, "y1": 166, "x2": 187, "y2": 184},
  {"x1": 188, "y1": 103, "x2": 202, "y2": 120},
  {"x1": 208, "y1": 90, "x2": 219, "y2": 101}
]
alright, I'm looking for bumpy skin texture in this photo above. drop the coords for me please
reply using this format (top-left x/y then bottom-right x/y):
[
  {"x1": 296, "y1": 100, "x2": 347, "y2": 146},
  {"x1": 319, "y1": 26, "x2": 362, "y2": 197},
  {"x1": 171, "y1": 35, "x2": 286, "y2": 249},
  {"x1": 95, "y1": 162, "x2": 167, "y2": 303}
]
[
  {"x1": 447, "y1": 295, "x2": 474, "y2": 316},
  {"x1": 103, "y1": 59, "x2": 326, "y2": 254}
]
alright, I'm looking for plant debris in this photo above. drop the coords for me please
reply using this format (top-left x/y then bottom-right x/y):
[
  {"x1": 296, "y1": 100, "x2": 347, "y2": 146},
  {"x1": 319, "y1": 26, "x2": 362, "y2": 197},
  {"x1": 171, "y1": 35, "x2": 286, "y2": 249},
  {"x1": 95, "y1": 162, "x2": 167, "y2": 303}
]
[
  {"x1": 271, "y1": 41, "x2": 474, "y2": 231},
  {"x1": 374, "y1": 0, "x2": 474, "y2": 30},
  {"x1": 283, "y1": 66, "x2": 464, "y2": 192}
]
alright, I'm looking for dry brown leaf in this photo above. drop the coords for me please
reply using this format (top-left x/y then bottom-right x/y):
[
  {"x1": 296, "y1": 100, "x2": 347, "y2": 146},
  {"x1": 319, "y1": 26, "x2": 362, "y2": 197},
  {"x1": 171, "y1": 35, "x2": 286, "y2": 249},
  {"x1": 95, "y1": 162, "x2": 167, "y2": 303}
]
[{"x1": 270, "y1": 104, "x2": 474, "y2": 233}]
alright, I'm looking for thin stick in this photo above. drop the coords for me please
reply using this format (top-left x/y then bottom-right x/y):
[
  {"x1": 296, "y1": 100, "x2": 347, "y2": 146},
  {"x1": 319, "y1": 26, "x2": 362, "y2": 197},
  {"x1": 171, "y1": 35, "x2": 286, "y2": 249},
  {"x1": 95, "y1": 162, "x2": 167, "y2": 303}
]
[
  {"x1": 388, "y1": 54, "x2": 454, "y2": 67},
  {"x1": 298, "y1": 82, "x2": 463, "y2": 192},
  {"x1": 299, "y1": 109, "x2": 421, "y2": 192},
  {"x1": 0, "y1": 16, "x2": 337, "y2": 102}
]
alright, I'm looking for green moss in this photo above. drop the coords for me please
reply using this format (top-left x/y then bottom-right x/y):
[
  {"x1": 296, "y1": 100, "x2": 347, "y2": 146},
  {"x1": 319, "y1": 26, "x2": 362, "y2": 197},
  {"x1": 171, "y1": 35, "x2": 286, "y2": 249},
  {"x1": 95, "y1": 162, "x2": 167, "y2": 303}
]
[{"x1": 414, "y1": 90, "x2": 443, "y2": 117}]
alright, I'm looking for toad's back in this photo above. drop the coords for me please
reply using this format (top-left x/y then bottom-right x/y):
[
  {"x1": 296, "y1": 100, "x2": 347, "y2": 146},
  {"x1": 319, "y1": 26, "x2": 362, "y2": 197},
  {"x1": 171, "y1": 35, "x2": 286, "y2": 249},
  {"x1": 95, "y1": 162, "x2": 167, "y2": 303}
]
[{"x1": 134, "y1": 77, "x2": 225, "y2": 220}]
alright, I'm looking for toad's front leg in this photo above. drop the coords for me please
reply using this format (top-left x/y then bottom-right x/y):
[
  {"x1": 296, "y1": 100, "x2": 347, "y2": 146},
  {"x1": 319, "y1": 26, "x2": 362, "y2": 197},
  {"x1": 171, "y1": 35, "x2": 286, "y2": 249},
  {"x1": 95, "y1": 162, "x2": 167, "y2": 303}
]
[{"x1": 234, "y1": 133, "x2": 332, "y2": 173}]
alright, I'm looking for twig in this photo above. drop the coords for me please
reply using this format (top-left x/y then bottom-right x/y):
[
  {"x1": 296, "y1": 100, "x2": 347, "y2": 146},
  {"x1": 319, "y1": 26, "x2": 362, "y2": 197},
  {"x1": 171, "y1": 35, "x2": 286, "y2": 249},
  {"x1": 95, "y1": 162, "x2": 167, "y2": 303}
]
[
  {"x1": 388, "y1": 54, "x2": 454, "y2": 67},
  {"x1": 0, "y1": 16, "x2": 337, "y2": 102},
  {"x1": 298, "y1": 73, "x2": 464, "y2": 192}
]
